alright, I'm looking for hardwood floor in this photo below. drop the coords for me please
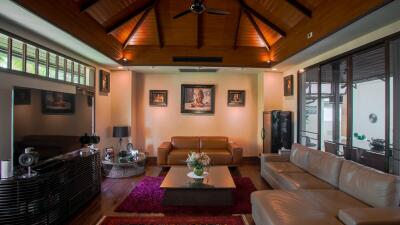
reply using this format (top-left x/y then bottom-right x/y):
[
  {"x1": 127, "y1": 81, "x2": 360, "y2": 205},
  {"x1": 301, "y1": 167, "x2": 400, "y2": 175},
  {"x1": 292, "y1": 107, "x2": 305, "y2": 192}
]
[{"x1": 67, "y1": 164, "x2": 270, "y2": 225}]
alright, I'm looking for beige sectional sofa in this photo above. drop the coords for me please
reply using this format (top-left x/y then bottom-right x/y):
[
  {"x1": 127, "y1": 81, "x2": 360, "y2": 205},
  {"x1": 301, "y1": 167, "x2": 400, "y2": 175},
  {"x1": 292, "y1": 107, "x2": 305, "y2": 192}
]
[{"x1": 252, "y1": 143, "x2": 400, "y2": 225}]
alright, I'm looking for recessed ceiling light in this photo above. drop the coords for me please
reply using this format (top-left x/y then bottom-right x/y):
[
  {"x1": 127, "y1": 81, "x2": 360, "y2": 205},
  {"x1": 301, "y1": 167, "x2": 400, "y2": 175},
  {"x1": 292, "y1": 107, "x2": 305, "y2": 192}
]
[
  {"x1": 299, "y1": 68, "x2": 305, "y2": 73},
  {"x1": 117, "y1": 66, "x2": 123, "y2": 69},
  {"x1": 272, "y1": 68, "x2": 277, "y2": 71}
]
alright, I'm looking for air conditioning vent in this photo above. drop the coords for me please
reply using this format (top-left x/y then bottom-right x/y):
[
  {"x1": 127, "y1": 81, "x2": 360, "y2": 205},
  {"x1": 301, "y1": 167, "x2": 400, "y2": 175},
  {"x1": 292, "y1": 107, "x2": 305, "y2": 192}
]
[
  {"x1": 173, "y1": 56, "x2": 223, "y2": 63},
  {"x1": 179, "y1": 68, "x2": 219, "y2": 73}
]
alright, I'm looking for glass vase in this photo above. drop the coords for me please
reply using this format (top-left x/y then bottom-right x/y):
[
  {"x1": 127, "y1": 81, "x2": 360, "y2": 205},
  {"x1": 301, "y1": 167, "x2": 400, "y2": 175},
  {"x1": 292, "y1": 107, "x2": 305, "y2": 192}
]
[{"x1": 193, "y1": 167, "x2": 204, "y2": 176}]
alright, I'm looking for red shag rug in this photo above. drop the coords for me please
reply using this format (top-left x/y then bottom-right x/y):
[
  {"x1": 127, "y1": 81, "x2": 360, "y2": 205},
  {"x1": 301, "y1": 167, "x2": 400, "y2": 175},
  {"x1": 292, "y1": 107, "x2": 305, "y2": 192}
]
[
  {"x1": 115, "y1": 176, "x2": 256, "y2": 215},
  {"x1": 98, "y1": 216, "x2": 245, "y2": 225}
]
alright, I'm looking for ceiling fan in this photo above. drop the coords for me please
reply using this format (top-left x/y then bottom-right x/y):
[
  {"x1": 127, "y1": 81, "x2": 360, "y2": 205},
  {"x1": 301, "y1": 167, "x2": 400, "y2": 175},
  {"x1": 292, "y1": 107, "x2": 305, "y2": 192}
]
[{"x1": 173, "y1": 0, "x2": 230, "y2": 19}]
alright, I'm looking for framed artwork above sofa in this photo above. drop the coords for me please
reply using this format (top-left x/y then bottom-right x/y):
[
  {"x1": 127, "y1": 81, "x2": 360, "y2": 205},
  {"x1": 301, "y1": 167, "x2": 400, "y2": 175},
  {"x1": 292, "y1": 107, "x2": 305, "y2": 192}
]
[
  {"x1": 181, "y1": 84, "x2": 215, "y2": 114},
  {"x1": 149, "y1": 90, "x2": 168, "y2": 107},
  {"x1": 228, "y1": 90, "x2": 245, "y2": 107}
]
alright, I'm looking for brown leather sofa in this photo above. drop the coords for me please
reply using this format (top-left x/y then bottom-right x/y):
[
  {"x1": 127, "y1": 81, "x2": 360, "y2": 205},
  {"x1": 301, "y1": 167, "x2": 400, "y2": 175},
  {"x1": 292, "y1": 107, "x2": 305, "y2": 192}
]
[
  {"x1": 252, "y1": 143, "x2": 400, "y2": 225},
  {"x1": 157, "y1": 136, "x2": 243, "y2": 166}
]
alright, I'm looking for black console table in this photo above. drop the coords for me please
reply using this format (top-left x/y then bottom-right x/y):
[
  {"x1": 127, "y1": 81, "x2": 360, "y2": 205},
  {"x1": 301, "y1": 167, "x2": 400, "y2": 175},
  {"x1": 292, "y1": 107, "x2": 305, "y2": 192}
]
[{"x1": 0, "y1": 151, "x2": 101, "y2": 225}]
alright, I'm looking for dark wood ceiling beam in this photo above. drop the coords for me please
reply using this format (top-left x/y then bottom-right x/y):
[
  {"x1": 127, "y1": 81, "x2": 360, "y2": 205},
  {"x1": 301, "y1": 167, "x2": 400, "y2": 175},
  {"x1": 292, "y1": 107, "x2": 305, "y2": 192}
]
[
  {"x1": 154, "y1": 0, "x2": 164, "y2": 48},
  {"x1": 244, "y1": 11, "x2": 270, "y2": 51},
  {"x1": 122, "y1": 8, "x2": 152, "y2": 49},
  {"x1": 239, "y1": 0, "x2": 287, "y2": 37},
  {"x1": 233, "y1": 9, "x2": 242, "y2": 49},
  {"x1": 80, "y1": 0, "x2": 99, "y2": 12},
  {"x1": 197, "y1": 14, "x2": 203, "y2": 49},
  {"x1": 286, "y1": 0, "x2": 312, "y2": 18},
  {"x1": 106, "y1": 0, "x2": 156, "y2": 34}
]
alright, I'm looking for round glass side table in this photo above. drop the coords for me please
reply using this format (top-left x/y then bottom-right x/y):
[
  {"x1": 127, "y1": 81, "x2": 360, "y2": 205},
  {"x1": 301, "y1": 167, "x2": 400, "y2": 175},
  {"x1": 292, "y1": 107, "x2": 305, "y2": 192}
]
[{"x1": 102, "y1": 152, "x2": 146, "y2": 178}]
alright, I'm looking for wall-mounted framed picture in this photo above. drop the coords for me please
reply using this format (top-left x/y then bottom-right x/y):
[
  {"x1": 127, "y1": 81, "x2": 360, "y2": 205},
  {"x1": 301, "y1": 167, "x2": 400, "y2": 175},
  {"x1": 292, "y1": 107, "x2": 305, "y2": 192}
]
[
  {"x1": 41, "y1": 91, "x2": 75, "y2": 114},
  {"x1": 284, "y1": 75, "x2": 294, "y2": 96},
  {"x1": 181, "y1": 84, "x2": 215, "y2": 114},
  {"x1": 14, "y1": 88, "x2": 31, "y2": 105},
  {"x1": 99, "y1": 70, "x2": 110, "y2": 93},
  {"x1": 227, "y1": 90, "x2": 245, "y2": 107},
  {"x1": 149, "y1": 90, "x2": 168, "y2": 107}
]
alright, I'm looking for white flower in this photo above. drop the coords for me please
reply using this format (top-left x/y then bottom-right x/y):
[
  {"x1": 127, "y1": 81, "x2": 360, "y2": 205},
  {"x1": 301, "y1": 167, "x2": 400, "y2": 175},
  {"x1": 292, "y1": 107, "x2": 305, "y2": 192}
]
[{"x1": 186, "y1": 151, "x2": 210, "y2": 168}]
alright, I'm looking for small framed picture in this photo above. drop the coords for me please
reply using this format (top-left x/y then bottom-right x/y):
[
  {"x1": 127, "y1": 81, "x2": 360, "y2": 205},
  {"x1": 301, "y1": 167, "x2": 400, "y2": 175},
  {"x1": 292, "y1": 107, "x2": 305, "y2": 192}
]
[
  {"x1": 41, "y1": 91, "x2": 75, "y2": 114},
  {"x1": 284, "y1": 75, "x2": 294, "y2": 96},
  {"x1": 181, "y1": 84, "x2": 215, "y2": 114},
  {"x1": 14, "y1": 88, "x2": 31, "y2": 105},
  {"x1": 99, "y1": 70, "x2": 110, "y2": 93},
  {"x1": 228, "y1": 90, "x2": 245, "y2": 107},
  {"x1": 149, "y1": 90, "x2": 168, "y2": 107},
  {"x1": 104, "y1": 147, "x2": 114, "y2": 161}
]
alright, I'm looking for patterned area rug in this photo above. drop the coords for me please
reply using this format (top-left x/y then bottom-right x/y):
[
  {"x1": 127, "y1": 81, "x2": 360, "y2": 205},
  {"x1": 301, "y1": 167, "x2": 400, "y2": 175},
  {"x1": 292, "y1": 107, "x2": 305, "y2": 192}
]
[
  {"x1": 98, "y1": 216, "x2": 245, "y2": 225},
  {"x1": 115, "y1": 176, "x2": 256, "y2": 215}
]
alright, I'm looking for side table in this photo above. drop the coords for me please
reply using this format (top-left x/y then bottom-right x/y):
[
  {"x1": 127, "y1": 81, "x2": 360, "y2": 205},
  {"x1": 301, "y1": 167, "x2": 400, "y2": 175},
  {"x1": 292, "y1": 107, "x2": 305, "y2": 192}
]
[{"x1": 102, "y1": 153, "x2": 146, "y2": 178}]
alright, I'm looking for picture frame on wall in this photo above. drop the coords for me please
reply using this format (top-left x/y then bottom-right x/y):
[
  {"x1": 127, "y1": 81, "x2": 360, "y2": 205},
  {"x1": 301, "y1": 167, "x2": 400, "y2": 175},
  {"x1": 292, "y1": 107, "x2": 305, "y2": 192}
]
[
  {"x1": 227, "y1": 90, "x2": 245, "y2": 107},
  {"x1": 14, "y1": 88, "x2": 31, "y2": 105},
  {"x1": 149, "y1": 90, "x2": 168, "y2": 107},
  {"x1": 41, "y1": 91, "x2": 75, "y2": 114},
  {"x1": 181, "y1": 84, "x2": 215, "y2": 114},
  {"x1": 284, "y1": 75, "x2": 294, "y2": 96},
  {"x1": 99, "y1": 70, "x2": 110, "y2": 93}
]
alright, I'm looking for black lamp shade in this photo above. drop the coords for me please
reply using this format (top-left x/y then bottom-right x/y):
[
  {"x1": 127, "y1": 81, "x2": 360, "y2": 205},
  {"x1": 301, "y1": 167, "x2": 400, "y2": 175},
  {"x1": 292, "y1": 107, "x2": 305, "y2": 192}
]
[{"x1": 113, "y1": 126, "x2": 130, "y2": 138}]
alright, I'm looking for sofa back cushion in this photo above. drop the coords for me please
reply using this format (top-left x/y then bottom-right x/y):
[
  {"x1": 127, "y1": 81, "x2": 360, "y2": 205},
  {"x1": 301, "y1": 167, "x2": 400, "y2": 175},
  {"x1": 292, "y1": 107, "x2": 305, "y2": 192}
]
[
  {"x1": 171, "y1": 137, "x2": 200, "y2": 150},
  {"x1": 339, "y1": 160, "x2": 400, "y2": 207},
  {"x1": 308, "y1": 150, "x2": 343, "y2": 187},
  {"x1": 200, "y1": 137, "x2": 228, "y2": 149},
  {"x1": 290, "y1": 144, "x2": 311, "y2": 170}
]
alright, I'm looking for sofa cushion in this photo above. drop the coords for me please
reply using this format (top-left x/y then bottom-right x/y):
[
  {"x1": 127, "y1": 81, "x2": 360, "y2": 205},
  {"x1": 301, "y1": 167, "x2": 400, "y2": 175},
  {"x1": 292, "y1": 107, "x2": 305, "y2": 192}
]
[
  {"x1": 200, "y1": 137, "x2": 228, "y2": 149},
  {"x1": 276, "y1": 172, "x2": 335, "y2": 190},
  {"x1": 265, "y1": 162, "x2": 305, "y2": 173},
  {"x1": 167, "y1": 149, "x2": 196, "y2": 165},
  {"x1": 339, "y1": 160, "x2": 400, "y2": 208},
  {"x1": 171, "y1": 137, "x2": 200, "y2": 150},
  {"x1": 308, "y1": 149, "x2": 343, "y2": 187},
  {"x1": 251, "y1": 190, "x2": 368, "y2": 225},
  {"x1": 290, "y1": 143, "x2": 311, "y2": 170},
  {"x1": 263, "y1": 162, "x2": 305, "y2": 189},
  {"x1": 338, "y1": 208, "x2": 400, "y2": 225},
  {"x1": 201, "y1": 149, "x2": 232, "y2": 165}
]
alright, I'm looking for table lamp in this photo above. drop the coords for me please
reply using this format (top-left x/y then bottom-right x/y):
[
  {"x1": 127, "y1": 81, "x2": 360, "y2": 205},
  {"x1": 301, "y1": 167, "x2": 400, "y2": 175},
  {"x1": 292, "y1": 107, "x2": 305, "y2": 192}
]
[{"x1": 113, "y1": 126, "x2": 130, "y2": 152}]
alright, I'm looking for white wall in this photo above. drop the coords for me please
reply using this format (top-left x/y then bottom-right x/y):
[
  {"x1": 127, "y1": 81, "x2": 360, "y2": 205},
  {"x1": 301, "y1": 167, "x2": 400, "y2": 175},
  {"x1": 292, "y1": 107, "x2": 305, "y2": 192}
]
[{"x1": 134, "y1": 73, "x2": 259, "y2": 156}]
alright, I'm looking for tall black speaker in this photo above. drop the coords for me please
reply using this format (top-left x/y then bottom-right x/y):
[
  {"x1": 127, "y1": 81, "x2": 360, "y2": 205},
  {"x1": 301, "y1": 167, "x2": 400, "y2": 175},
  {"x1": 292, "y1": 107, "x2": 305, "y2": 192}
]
[
  {"x1": 271, "y1": 110, "x2": 282, "y2": 153},
  {"x1": 280, "y1": 111, "x2": 293, "y2": 149}
]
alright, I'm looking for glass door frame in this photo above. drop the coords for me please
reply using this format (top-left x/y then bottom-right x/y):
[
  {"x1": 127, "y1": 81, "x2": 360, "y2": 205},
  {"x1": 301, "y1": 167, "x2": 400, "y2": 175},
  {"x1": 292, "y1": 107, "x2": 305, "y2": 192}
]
[{"x1": 297, "y1": 31, "x2": 400, "y2": 174}]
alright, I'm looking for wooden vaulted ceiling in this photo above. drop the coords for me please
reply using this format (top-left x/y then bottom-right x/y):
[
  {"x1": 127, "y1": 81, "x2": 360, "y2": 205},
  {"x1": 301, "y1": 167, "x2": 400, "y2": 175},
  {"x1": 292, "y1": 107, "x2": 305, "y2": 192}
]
[{"x1": 14, "y1": 0, "x2": 390, "y2": 67}]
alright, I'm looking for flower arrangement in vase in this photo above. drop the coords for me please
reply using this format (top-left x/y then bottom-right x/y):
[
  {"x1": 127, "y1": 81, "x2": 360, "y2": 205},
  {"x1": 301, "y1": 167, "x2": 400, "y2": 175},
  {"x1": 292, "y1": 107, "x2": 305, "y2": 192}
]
[{"x1": 186, "y1": 152, "x2": 211, "y2": 176}]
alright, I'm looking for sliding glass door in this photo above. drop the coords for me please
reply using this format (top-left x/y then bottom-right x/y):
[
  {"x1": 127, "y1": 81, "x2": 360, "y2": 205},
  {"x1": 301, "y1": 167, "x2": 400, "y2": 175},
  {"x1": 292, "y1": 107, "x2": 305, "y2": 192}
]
[
  {"x1": 320, "y1": 58, "x2": 348, "y2": 150},
  {"x1": 297, "y1": 34, "x2": 400, "y2": 175},
  {"x1": 390, "y1": 38, "x2": 400, "y2": 175},
  {"x1": 299, "y1": 67, "x2": 319, "y2": 149}
]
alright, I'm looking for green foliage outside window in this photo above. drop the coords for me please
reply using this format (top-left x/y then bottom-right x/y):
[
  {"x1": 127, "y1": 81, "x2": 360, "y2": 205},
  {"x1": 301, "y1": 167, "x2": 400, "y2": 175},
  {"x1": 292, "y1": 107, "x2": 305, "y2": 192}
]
[
  {"x1": 0, "y1": 34, "x2": 8, "y2": 68},
  {"x1": 0, "y1": 31, "x2": 95, "y2": 87}
]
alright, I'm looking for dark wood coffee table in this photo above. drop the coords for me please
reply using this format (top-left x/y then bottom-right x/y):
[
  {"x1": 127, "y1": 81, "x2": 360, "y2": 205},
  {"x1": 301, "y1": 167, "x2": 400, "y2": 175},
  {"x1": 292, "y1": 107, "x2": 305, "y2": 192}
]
[{"x1": 160, "y1": 166, "x2": 236, "y2": 206}]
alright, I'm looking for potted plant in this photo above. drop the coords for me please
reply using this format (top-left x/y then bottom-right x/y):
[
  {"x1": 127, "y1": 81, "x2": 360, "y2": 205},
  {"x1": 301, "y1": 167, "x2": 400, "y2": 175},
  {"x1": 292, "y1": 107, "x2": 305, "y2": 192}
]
[{"x1": 186, "y1": 152, "x2": 210, "y2": 176}]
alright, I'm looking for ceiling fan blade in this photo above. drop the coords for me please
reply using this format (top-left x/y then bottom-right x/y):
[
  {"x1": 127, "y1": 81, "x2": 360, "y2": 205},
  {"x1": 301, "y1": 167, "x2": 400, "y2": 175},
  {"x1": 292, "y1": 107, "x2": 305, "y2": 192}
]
[
  {"x1": 206, "y1": 8, "x2": 230, "y2": 15},
  {"x1": 173, "y1": 9, "x2": 192, "y2": 19}
]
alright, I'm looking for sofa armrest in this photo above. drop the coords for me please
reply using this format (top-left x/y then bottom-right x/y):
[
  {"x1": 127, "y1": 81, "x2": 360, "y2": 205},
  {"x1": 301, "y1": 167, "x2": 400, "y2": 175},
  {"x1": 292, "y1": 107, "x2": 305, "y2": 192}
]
[
  {"x1": 157, "y1": 142, "x2": 172, "y2": 165},
  {"x1": 338, "y1": 208, "x2": 400, "y2": 225},
  {"x1": 261, "y1": 153, "x2": 290, "y2": 163},
  {"x1": 228, "y1": 142, "x2": 243, "y2": 165}
]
